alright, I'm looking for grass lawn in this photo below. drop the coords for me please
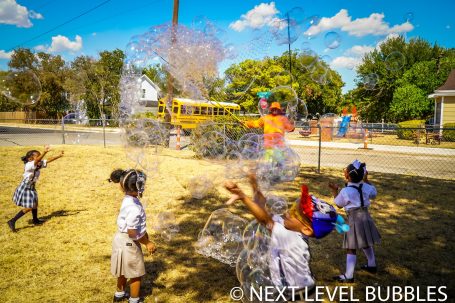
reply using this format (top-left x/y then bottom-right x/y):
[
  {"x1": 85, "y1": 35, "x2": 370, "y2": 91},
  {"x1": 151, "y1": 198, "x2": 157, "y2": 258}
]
[{"x1": 0, "y1": 145, "x2": 454, "y2": 302}]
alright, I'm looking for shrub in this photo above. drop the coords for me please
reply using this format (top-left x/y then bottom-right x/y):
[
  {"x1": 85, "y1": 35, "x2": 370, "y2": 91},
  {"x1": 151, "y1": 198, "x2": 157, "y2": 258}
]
[
  {"x1": 443, "y1": 123, "x2": 455, "y2": 141},
  {"x1": 396, "y1": 120, "x2": 425, "y2": 140},
  {"x1": 190, "y1": 115, "x2": 262, "y2": 158}
]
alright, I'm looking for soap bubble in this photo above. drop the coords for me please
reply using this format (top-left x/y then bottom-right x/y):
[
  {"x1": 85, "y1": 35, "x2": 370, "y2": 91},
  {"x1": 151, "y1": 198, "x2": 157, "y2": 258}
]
[
  {"x1": 385, "y1": 51, "x2": 406, "y2": 71},
  {"x1": 152, "y1": 211, "x2": 180, "y2": 241},
  {"x1": 0, "y1": 70, "x2": 41, "y2": 105},
  {"x1": 324, "y1": 31, "x2": 341, "y2": 49},
  {"x1": 265, "y1": 195, "x2": 288, "y2": 215},
  {"x1": 362, "y1": 73, "x2": 379, "y2": 90},
  {"x1": 188, "y1": 174, "x2": 214, "y2": 199}
]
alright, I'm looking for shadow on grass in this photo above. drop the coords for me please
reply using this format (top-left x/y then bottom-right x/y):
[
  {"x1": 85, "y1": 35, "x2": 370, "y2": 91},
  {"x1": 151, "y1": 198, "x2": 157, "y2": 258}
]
[{"x1": 21, "y1": 209, "x2": 86, "y2": 231}]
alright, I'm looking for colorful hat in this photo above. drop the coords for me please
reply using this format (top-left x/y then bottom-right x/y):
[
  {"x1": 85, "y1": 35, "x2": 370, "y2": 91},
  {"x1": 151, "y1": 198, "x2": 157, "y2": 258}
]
[{"x1": 269, "y1": 102, "x2": 282, "y2": 110}]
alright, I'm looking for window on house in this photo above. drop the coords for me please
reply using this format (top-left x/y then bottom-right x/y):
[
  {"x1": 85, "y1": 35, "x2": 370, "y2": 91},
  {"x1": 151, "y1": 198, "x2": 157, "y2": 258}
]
[{"x1": 142, "y1": 89, "x2": 146, "y2": 98}]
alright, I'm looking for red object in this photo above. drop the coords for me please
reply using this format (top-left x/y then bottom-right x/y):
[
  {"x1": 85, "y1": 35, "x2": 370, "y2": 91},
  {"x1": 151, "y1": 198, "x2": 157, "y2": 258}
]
[
  {"x1": 342, "y1": 107, "x2": 348, "y2": 116},
  {"x1": 299, "y1": 184, "x2": 313, "y2": 219},
  {"x1": 260, "y1": 99, "x2": 268, "y2": 109},
  {"x1": 351, "y1": 105, "x2": 357, "y2": 116}
]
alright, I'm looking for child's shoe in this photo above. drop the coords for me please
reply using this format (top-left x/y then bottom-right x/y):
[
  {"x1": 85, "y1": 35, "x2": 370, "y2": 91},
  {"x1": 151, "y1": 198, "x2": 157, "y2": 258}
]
[
  {"x1": 360, "y1": 264, "x2": 377, "y2": 273},
  {"x1": 7, "y1": 220, "x2": 16, "y2": 232},
  {"x1": 113, "y1": 292, "x2": 129, "y2": 302},
  {"x1": 332, "y1": 274, "x2": 354, "y2": 283}
]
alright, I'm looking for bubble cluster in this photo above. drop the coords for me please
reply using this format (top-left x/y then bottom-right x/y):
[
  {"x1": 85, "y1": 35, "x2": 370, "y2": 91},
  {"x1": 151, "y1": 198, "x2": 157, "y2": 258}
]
[
  {"x1": 195, "y1": 208, "x2": 248, "y2": 265},
  {"x1": 152, "y1": 211, "x2": 180, "y2": 242},
  {"x1": 0, "y1": 70, "x2": 41, "y2": 105}
]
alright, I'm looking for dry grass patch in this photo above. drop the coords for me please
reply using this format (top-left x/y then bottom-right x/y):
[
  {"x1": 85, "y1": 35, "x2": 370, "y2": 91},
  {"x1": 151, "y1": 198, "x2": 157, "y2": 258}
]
[{"x1": 0, "y1": 145, "x2": 454, "y2": 302}]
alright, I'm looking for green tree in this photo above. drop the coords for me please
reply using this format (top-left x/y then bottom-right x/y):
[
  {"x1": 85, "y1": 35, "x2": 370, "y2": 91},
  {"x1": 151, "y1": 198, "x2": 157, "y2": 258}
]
[{"x1": 389, "y1": 84, "x2": 432, "y2": 121}]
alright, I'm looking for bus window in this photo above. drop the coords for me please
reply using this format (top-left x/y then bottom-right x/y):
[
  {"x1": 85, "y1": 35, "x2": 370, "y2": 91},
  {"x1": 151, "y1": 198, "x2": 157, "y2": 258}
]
[
  {"x1": 173, "y1": 106, "x2": 179, "y2": 114},
  {"x1": 207, "y1": 107, "x2": 213, "y2": 115},
  {"x1": 158, "y1": 105, "x2": 164, "y2": 113},
  {"x1": 194, "y1": 106, "x2": 200, "y2": 115},
  {"x1": 201, "y1": 107, "x2": 208, "y2": 115},
  {"x1": 213, "y1": 108, "x2": 219, "y2": 115}
]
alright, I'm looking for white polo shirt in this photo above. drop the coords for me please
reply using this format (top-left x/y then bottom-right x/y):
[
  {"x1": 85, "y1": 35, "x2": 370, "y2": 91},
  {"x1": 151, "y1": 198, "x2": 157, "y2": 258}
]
[
  {"x1": 23, "y1": 160, "x2": 47, "y2": 184},
  {"x1": 334, "y1": 182, "x2": 377, "y2": 210},
  {"x1": 117, "y1": 195, "x2": 147, "y2": 240}
]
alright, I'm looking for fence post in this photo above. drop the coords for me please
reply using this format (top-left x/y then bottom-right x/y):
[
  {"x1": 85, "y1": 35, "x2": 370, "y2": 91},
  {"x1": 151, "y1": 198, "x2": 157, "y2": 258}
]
[
  {"x1": 61, "y1": 117, "x2": 65, "y2": 144},
  {"x1": 381, "y1": 119, "x2": 384, "y2": 133},
  {"x1": 102, "y1": 115, "x2": 106, "y2": 148},
  {"x1": 363, "y1": 128, "x2": 369, "y2": 149},
  {"x1": 317, "y1": 123, "x2": 321, "y2": 174}
]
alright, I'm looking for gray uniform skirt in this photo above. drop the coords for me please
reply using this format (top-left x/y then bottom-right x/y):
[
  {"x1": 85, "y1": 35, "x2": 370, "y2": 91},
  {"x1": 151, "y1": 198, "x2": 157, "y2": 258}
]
[
  {"x1": 343, "y1": 207, "x2": 381, "y2": 249},
  {"x1": 111, "y1": 232, "x2": 145, "y2": 279}
]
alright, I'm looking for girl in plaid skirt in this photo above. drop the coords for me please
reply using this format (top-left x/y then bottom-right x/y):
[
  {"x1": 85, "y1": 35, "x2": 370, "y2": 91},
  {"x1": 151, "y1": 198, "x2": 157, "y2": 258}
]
[{"x1": 7, "y1": 145, "x2": 64, "y2": 232}]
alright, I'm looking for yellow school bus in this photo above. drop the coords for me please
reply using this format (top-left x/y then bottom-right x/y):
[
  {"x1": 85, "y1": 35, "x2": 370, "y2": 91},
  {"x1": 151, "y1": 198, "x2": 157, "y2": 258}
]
[{"x1": 157, "y1": 97, "x2": 241, "y2": 129}]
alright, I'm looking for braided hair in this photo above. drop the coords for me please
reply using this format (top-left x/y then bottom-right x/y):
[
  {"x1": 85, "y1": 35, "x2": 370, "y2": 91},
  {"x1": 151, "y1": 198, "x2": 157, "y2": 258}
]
[{"x1": 109, "y1": 169, "x2": 147, "y2": 197}]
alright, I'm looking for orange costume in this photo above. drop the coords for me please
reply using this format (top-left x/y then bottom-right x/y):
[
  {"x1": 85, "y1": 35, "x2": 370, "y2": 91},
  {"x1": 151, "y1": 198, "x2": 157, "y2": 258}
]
[{"x1": 245, "y1": 102, "x2": 295, "y2": 148}]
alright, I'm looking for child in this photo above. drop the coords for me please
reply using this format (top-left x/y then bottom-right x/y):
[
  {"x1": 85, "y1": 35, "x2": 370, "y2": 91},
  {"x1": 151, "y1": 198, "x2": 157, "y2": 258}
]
[
  {"x1": 329, "y1": 160, "x2": 381, "y2": 282},
  {"x1": 8, "y1": 145, "x2": 64, "y2": 232},
  {"x1": 109, "y1": 169, "x2": 156, "y2": 303},
  {"x1": 224, "y1": 174, "x2": 315, "y2": 299}
]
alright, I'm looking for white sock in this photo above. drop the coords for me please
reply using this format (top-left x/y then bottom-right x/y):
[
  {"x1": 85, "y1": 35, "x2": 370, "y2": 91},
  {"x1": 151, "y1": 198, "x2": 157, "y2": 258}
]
[
  {"x1": 344, "y1": 254, "x2": 357, "y2": 279},
  {"x1": 363, "y1": 247, "x2": 376, "y2": 267},
  {"x1": 129, "y1": 297, "x2": 140, "y2": 303},
  {"x1": 114, "y1": 291, "x2": 125, "y2": 298}
]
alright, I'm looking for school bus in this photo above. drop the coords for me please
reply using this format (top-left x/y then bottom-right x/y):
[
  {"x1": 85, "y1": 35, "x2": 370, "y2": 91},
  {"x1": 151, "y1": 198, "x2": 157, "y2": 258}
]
[{"x1": 157, "y1": 97, "x2": 241, "y2": 129}]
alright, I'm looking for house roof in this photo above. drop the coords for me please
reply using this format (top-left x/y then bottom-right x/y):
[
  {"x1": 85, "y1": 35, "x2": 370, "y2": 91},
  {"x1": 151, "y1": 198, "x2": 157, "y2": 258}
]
[
  {"x1": 437, "y1": 69, "x2": 455, "y2": 91},
  {"x1": 140, "y1": 74, "x2": 161, "y2": 92}
]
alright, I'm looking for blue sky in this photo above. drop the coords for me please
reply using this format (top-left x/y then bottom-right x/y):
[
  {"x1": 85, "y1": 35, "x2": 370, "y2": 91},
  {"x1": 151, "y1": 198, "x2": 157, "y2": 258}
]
[{"x1": 1, "y1": 0, "x2": 454, "y2": 92}]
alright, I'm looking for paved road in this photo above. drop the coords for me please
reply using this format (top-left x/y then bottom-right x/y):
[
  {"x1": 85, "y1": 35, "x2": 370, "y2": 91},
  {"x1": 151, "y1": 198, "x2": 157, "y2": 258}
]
[{"x1": 1, "y1": 126, "x2": 453, "y2": 179}]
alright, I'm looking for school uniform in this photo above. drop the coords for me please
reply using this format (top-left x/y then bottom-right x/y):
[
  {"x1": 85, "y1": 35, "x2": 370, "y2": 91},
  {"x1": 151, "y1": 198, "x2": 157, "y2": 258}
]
[
  {"x1": 268, "y1": 215, "x2": 315, "y2": 289},
  {"x1": 12, "y1": 160, "x2": 47, "y2": 209},
  {"x1": 335, "y1": 182, "x2": 381, "y2": 249},
  {"x1": 111, "y1": 195, "x2": 147, "y2": 279}
]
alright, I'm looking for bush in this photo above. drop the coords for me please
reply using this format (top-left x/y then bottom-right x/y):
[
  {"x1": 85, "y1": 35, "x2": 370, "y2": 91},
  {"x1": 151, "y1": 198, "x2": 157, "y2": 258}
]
[
  {"x1": 396, "y1": 120, "x2": 425, "y2": 140},
  {"x1": 443, "y1": 123, "x2": 455, "y2": 141}
]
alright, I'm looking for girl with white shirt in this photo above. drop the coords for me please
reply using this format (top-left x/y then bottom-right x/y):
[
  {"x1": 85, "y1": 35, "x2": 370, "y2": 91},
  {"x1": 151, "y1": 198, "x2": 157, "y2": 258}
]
[
  {"x1": 109, "y1": 169, "x2": 156, "y2": 303},
  {"x1": 329, "y1": 160, "x2": 381, "y2": 283},
  {"x1": 8, "y1": 146, "x2": 64, "y2": 232}
]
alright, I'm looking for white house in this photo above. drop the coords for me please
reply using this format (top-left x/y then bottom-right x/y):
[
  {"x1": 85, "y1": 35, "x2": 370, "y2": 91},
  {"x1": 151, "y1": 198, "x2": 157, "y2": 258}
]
[{"x1": 137, "y1": 74, "x2": 162, "y2": 113}]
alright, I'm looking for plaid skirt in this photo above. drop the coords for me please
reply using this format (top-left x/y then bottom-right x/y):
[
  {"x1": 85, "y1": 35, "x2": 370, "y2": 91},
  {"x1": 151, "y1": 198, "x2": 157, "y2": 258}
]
[
  {"x1": 343, "y1": 207, "x2": 381, "y2": 249},
  {"x1": 12, "y1": 181, "x2": 38, "y2": 209}
]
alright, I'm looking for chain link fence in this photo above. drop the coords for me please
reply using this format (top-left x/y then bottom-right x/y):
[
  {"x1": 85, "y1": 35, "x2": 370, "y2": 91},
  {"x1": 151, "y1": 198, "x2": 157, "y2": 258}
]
[{"x1": 1, "y1": 118, "x2": 454, "y2": 179}]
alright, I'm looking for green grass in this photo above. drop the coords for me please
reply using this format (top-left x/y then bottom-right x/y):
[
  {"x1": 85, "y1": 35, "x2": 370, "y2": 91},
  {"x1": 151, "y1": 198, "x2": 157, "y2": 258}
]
[{"x1": 0, "y1": 145, "x2": 454, "y2": 302}]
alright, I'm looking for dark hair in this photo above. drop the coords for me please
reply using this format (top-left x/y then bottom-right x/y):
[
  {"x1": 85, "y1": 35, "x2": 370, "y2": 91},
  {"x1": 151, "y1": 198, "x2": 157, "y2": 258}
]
[
  {"x1": 346, "y1": 163, "x2": 366, "y2": 183},
  {"x1": 109, "y1": 169, "x2": 147, "y2": 197},
  {"x1": 21, "y1": 150, "x2": 39, "y2": 164}
]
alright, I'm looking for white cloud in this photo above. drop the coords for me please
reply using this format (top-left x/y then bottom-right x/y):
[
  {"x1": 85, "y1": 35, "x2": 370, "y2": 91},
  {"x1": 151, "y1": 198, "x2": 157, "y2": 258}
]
[
  {"x1": 35, "y1": 35, "x2": 83, "y2": 53},
  {"x1": 0, "y1": 0, "x2": 43, "y2": 28},
  {"x1": 0, "y1": 49, "x2": 13, "y2": 59},
  {"x1": 331, "y1": 56, "x2": 361, "y2": 69},
  {"x1": 306, "y1": 9, "x2": 414, "y2": 37},
  {"x1": 344, "y1": 45, "x2": 375, "y2": 57},
  {"x1": 229, "y1": 2, "x2": 280, "y2": 32}
]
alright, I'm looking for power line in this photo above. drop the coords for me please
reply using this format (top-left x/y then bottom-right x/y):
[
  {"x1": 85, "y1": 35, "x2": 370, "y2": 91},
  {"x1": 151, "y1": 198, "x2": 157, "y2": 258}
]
[{"x1": 8, "y1": 0, "x2": 113, "y2": 51}]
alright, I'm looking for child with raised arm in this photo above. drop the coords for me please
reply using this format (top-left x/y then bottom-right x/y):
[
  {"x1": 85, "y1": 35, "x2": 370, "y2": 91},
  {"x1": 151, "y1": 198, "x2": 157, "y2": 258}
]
[
  {"x1": 329, "y1": 160, "x2": 381, "y2": 283},
  {"x1": 225, "y1": 174, "x2": 315, "y2": 295},
  {"x1": 109, "y1": 169, "x2": 156, "y2": 303},
  {"x1": 8, "y1": 145, "x2": 64, "y2": 232}
]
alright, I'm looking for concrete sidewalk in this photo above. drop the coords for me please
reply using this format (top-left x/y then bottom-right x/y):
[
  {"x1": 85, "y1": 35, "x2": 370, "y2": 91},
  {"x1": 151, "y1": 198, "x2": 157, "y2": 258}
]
[{"x1": 287, "y1": 139, "x2": 455, "y2": 156}]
